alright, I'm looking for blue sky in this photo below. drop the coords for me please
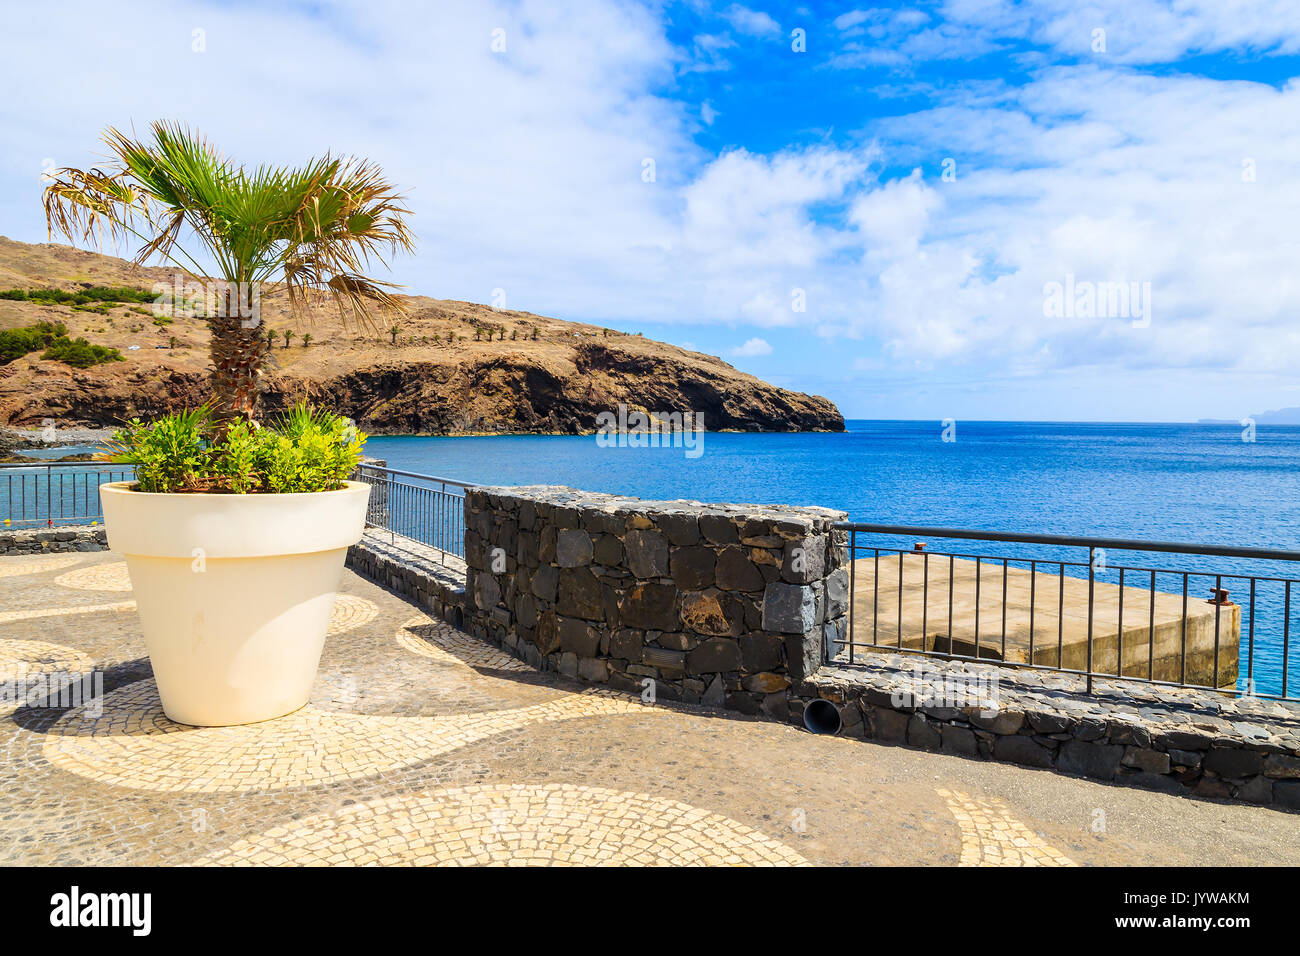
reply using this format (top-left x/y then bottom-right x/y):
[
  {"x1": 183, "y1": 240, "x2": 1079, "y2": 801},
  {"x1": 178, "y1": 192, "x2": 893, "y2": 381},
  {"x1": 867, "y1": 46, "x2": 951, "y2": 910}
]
[{"x1": 3, "y1": 0, "x2": 1300, "y2": 422}]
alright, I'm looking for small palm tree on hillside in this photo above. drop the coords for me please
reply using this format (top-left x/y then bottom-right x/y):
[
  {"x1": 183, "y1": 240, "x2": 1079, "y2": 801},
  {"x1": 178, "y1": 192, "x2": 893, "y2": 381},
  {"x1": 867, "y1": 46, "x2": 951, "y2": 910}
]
[
  {"x1": 388, "y1": 324, "x2": 401, "y2": 344},
  {"x1": 283, "y1": 329, "x2": 296, "y2": 348},
  {"x1": 301, "y1": 332, "x2": 312, "y2": 347},
  {"x1": 42, "y1": 121, "x2": 414, "y2": 423}
]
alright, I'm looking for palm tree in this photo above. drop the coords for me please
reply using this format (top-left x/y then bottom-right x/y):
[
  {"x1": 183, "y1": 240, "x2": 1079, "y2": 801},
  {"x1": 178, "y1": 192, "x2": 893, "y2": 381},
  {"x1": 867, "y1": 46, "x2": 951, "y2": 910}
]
[
  {"x1": 388, "y1": 324, "x2": 401, "y2": 344},
  {"x1": 301, "y1": 332, "x2": 312, "y2": 347},
  {"x1": 283, "y1": 329, "x2": 296, "y2": 348},
  {"x1": 42, "y1": 121, "x2": 413, "y2": 423},
  {"x1": 264, "y1": 328, "x2": 277, "y2": 351}
]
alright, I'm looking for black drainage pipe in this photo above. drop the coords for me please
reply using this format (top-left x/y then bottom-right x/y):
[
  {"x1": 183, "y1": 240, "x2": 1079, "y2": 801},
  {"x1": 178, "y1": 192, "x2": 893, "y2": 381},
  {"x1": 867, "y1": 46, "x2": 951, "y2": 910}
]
[{"x1": 803, "y1": 699, "x2": 842, "y2": 735}]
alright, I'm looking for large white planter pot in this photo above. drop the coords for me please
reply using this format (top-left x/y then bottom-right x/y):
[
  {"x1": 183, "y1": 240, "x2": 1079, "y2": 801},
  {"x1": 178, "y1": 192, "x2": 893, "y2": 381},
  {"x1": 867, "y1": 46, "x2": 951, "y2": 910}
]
[{"x1": 99, "y1": 481, "x2": 370, "y2": 727}]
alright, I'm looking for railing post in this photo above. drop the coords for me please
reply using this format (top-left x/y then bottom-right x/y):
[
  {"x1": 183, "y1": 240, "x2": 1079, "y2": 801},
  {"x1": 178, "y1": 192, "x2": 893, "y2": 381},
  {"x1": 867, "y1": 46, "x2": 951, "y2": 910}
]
[
  {"x1": 1086, "y1": 546, "x2": 1095, "y2": 693},
  {"x1": 439, "y1": 482, "x2": 448, "y2": 566},
  {"x1": 845, "y1": 529, "x2": 856, "y2": 664}
]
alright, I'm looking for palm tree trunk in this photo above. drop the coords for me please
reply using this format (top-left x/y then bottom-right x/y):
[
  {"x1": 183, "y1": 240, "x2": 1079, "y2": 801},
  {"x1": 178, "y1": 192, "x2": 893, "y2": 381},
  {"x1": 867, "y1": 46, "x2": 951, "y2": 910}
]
[{"x1": 209, "y1": 287, "x2": 268, "y2": 424}]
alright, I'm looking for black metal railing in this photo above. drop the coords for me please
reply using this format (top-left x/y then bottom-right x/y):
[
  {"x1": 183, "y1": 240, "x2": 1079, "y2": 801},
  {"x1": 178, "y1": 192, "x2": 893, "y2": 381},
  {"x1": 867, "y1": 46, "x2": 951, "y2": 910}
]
[
  {"x1": 352, "y1": 464, "x2": 471, "y2": 560},
  {"x1": 835, "y1": 522, "x2": 1300, "y2": 702},
  {"x1": 0, "y1": 462, "x2": 135, "y2": 529},
  {"x1": 0, "y1": 460, "x2": 472, "y2": 560}
]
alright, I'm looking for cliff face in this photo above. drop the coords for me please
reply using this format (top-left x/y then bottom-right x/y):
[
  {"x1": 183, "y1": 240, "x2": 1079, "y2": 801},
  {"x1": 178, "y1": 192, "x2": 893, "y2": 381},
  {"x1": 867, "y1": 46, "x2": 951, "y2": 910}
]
[{"x1": 0, "y1": 237, "x2": 844, "y2": 434}]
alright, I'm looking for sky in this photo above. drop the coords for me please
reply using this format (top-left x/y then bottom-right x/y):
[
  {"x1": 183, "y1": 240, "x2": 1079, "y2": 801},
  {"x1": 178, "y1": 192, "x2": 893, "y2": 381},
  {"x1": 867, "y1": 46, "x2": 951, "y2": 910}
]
[{"x1": 2, "y1": 0, "x2": 1300, "y2": 422}]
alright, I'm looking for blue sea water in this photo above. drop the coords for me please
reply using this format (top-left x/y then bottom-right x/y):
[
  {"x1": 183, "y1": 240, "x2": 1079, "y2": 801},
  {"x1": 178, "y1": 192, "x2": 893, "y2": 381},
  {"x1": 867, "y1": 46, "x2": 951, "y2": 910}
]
[{"x1": 367, "y1": 420, "x2": 1300, "y2": 697}]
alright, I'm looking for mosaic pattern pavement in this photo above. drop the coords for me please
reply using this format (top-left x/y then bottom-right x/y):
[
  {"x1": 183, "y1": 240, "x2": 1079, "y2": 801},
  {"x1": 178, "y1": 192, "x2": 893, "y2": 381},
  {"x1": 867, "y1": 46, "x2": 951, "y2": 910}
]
[
  {"x1": 0, "y1": 639, "x2": 96, "y2": 716},
  {"x1": 327, "y1": 594, "x2": 379, "y2": 635},
  {"x1": 54, "y1": 561, "x2": 132, "y2": 592},
  {"x1": 0, "y1": 639, "x2": 94, "y2": 682},
  {"x1": 0, "y1": 601, "x2": 136, "y2": 625},
  {"x1": 938, "y1": 789, "x2": 1077, "y2": 866},
  {"x1": 0, "y1": 554, "x2": 84, "y2": 578},
  {"x1": 2, "y1": 548, "x2": 1296, "y2": 868},
  {"x1": 396, "y1": 616, "x2": 534, "y2": 672},
  {"x1": 42, "y1": 679, "x2": 666, "y2": 794},
  {"x1": 199, "y1": 783, "x2": 810, "y2": 866}
]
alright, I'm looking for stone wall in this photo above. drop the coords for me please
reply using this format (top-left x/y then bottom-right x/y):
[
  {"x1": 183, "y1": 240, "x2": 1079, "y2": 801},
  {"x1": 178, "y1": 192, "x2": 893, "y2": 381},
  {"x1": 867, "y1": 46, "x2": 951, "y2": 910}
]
[
  {"x1": 795, "y1": 653, "x2": 1300, "y2": 811},
  {"x1": 346, "y1": 529, "x2": 466, "y2": 628},
  {"x1": 463, "y1": 486, "x2": 848, "y2": 714},
  {"x1": 0, "y1": 526, "x2": 107, "y2": 555}
]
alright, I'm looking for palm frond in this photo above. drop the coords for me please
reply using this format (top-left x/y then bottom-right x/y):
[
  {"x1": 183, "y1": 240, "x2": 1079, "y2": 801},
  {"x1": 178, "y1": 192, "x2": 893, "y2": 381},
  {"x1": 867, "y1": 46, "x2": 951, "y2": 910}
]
[
  {"x1": 43, "y1": 122, "x2": 416, "y2": 420},
  {"x1": 43, "y1": 166, "x2": 147, "y2": 250}
]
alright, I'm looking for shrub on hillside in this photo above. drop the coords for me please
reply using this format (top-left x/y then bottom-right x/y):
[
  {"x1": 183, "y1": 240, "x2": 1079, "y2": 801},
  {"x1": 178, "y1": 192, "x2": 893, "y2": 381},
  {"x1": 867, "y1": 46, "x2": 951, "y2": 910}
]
[
  {"x1": 41, "y1": 336, "x2": 124, "y2": 368},
  {"x1": 1, "y1": 285, "x2": 156, "y2": 306},
  {"x1": 0, "y1": 321, "x2": 68, "y2": 363}
]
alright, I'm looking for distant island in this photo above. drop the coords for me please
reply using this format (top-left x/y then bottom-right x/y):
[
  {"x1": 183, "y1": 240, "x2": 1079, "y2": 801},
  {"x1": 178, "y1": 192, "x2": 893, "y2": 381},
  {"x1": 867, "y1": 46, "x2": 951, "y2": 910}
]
[
  {"x1": 0, "y1": 237, "x2": 843, "y2": 435},
  {"x1": 1198, "y1": 408, "x2": 1300, "y2": 425}
]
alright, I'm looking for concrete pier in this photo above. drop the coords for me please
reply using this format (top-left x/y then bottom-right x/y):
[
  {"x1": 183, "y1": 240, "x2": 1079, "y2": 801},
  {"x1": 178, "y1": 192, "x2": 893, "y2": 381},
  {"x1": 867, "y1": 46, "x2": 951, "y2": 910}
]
[{"x1": 840, "y1": 553, "x2": 1240, "y2": 688}]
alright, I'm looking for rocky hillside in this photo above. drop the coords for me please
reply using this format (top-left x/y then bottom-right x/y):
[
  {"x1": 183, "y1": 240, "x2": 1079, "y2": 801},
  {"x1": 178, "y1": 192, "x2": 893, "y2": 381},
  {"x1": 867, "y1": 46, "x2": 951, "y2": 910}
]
[{"x1": 0, "y1": 237, "x2": 843, "y2": 435}]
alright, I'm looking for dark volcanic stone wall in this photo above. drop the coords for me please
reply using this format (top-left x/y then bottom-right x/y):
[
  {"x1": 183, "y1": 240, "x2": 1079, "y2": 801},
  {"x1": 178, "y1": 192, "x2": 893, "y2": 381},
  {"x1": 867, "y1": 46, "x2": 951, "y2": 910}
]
[
  {"x1": 463, "y1": 486, "x2": 848, "y2": 714},
  {"x1": 0, "y1": 526, "x2": 107, "y2": 555}
]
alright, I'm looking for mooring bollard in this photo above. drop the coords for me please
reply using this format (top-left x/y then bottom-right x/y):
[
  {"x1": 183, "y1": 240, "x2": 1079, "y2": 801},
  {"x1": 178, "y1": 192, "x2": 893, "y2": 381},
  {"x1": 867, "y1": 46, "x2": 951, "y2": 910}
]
[{"x1": 1207, "y1": 587, "x2": 1233, "y2": 606}]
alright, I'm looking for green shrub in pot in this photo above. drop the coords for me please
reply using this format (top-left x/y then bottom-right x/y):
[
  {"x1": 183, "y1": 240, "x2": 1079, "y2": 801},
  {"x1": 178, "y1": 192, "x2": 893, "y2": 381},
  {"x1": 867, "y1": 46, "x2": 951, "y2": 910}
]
[{"x1": 104, "y1": 404, "x2": 367, "y2": 495}]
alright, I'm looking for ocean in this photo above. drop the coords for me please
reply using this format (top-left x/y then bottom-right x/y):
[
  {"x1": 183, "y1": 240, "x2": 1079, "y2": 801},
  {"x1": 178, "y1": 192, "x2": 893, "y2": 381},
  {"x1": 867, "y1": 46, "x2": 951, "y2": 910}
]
[{"x1": 367, "y1": 420, "x2": 1300, "y2": 697}]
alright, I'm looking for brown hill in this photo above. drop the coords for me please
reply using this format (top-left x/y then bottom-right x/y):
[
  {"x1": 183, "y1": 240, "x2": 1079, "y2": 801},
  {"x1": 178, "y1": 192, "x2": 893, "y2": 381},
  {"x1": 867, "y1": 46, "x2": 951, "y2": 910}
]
[{"x1": 0, "y1": 237, "x2": 844, "y2": 435}]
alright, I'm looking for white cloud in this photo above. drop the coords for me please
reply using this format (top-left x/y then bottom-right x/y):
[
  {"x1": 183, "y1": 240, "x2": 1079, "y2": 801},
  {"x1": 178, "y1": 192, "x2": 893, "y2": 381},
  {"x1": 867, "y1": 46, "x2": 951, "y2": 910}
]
[
  {"x1": 1019, "y1": 0, "x2": 1300, "y2": 63},
  {"x1": 722, "y1": 5, "x2": 781, "y2": 37},
  {"x1": 730, "y1": 337, "x2": 773, "y2": 356},
  {"x1": 3, "y1": 0, "x2": 1300, "y2": 418},
  {"x1": 831, "y1": 66, "x2": 1300, "y2": 383},
  {"x1": 0, "y1": 0, "x2": 695, "y2": 320},
  {"x1": 839, "y1": 0, "x2": 1300, "y2": 66},
  {"x1": 675, "y1": 145, "x2": 876, "y2": 325},
  {"x1": 833, "y1": 10, "x2": 872, "y2": 32},
  {"x1": 848, "y1": 169, "x2": 942, "y2": 255},
  {"x1": 686, "y1": 32, "x2": 736, "y2": 72}
]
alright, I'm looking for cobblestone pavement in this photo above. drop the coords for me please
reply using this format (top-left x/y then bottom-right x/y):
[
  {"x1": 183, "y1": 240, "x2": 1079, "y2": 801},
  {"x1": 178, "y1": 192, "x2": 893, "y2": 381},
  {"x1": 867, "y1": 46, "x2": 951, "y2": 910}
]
[{"x1": 1, "y1": 550, "x2": 1297, "y2": 867}]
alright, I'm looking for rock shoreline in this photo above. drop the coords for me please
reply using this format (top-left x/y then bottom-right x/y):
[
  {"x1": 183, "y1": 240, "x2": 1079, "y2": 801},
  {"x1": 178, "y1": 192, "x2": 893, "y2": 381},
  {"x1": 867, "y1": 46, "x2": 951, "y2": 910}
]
[
  {"x1": 0, "y1": 238, "x2": 845, "y2": 435},
  {"x1": 1, "y1": 426, "x2": 114, "y2": 450}
]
